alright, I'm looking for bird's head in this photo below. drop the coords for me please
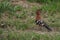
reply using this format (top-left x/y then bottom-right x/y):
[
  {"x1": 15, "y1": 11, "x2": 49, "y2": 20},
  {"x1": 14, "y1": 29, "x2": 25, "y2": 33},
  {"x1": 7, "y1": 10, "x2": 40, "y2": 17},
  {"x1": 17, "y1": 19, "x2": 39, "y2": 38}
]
[{"x1": 36, "y1": 9, "x2": 42, "y2": 15}]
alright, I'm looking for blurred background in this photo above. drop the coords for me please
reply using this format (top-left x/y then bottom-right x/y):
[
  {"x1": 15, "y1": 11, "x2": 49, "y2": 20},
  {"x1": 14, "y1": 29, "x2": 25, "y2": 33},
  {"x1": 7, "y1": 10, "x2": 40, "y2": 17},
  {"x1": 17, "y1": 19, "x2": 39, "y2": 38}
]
[{"x1": 0, "y1": 0, "x2": 60, "y2": 40}]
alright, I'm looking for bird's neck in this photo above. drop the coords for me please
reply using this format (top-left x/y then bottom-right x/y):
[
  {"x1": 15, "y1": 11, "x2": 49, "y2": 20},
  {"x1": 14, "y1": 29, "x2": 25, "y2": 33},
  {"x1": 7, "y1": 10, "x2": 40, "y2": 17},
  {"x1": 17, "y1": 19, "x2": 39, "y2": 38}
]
[{"x1": 36, "y1": 14, "x2": 41, "y2": 21}]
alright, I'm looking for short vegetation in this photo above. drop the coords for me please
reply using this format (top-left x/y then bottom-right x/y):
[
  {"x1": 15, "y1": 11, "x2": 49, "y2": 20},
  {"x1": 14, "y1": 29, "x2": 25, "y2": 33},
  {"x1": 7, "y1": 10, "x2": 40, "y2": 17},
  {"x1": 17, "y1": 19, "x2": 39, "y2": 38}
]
[{"x1": 0, "y1": 0, "x2": 60, "y2": 40}]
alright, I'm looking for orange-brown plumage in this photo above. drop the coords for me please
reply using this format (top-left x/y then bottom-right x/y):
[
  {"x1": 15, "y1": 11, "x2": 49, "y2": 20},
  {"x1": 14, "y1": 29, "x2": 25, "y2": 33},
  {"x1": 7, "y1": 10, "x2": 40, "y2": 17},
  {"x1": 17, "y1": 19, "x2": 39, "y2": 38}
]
[{"x1": 36, "y1": 9, "x2": 41, "y2": 20}]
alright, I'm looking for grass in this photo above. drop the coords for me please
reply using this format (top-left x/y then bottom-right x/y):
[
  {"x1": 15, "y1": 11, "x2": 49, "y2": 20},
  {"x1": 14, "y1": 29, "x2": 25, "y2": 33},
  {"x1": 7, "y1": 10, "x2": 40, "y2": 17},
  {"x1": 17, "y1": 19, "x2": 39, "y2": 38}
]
[
  {"x1": 0, "y1": 0, "x2": 60, "y2": 28},
  {"x1": 14, "y1": 21, "x2": 29, "y2": 30},
  {"x1": 0, "y1": 0, "x2": 23, "y2": 18},
  {"x1": 0, "y1": 0, "x2": 60, "y2": 29},
  {"x1": 41, "y1": 3, "x2": 60, "y2": 27},
  {"x1": 0, "y1": 0, "x2": 60, "y2": 40},
  {"x1": 27, "y1": 0, "x2": 60, "y2": 4},
  {"x1": 0, "y1": 29, "x2": 3, "y2": 34},
  {"x1": 0, "y1": 31, "x2": 60, "y2": 40}
]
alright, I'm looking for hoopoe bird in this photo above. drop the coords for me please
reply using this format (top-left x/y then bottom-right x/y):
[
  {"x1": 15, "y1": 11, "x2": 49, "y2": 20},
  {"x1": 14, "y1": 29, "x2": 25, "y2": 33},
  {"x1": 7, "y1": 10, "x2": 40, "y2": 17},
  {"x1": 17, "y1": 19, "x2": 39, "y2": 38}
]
[{"x1": 35, "y1": 9, "x2": 52, "y2": 31}]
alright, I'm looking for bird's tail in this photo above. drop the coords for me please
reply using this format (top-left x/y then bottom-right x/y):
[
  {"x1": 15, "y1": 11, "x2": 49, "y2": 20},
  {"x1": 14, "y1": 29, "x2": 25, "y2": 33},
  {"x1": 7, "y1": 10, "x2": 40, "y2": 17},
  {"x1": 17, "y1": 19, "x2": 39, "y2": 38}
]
[
  {"x1": 43, "y1": 24, "x2": 52, "y2": 31},
  {"x1": 40, "y1": 21, "x2": 52, "y2": 31},
  {"x1": 35, "y1": 20, "x2": 52, "y2": 31}
]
